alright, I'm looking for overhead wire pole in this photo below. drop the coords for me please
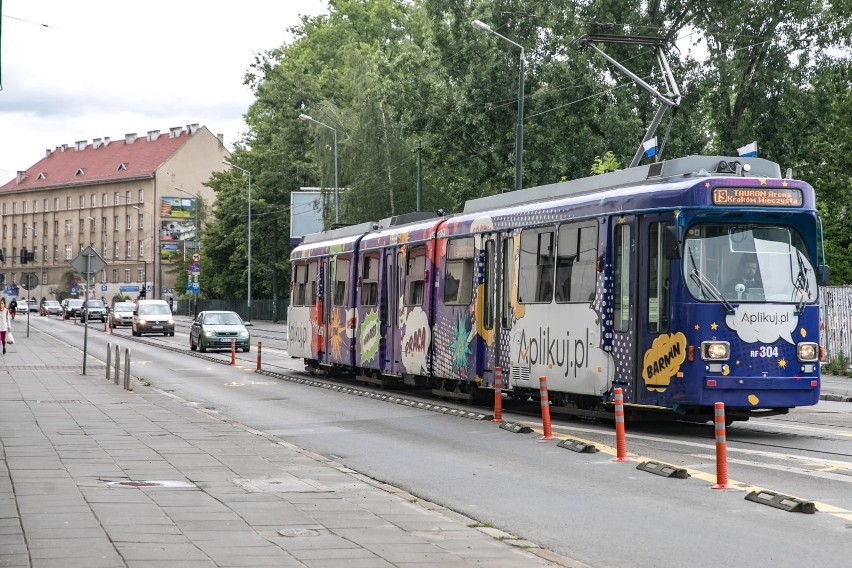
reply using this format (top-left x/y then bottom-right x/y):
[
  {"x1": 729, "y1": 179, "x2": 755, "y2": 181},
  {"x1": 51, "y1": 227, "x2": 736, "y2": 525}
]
[{"x1": 223, "y1": 160, "x2": 252, "y2": 321}]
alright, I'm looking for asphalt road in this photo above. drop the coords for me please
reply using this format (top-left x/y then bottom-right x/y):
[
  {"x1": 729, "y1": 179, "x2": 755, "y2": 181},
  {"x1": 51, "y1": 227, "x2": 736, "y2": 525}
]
[{"x1": 34, "y1": 315, "x2": 852, "y2": 568}]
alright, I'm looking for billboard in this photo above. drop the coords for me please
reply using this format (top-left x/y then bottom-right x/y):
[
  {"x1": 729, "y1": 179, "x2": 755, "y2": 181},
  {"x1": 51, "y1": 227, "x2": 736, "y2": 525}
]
[
  {"x1": 160, "y1": 197, "x2": 197, "y2": 264},
  {"x1": 160, "y1": 196, "x2": 196, "y2": 218},
  {"x1": 290, "y1": 189, "x2": 325, "y2": 244}
]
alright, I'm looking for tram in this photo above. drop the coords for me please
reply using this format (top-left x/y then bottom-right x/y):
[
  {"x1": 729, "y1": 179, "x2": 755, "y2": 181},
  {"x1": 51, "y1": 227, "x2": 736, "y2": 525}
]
[{"x1": 288, "y1": 154, "x2": 826, "y2": 422}]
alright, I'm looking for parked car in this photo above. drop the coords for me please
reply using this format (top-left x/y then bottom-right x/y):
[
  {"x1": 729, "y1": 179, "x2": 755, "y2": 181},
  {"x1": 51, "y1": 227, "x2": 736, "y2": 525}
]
[
  {"x1": 41, "y1": 300, "x2": 62, "y2": 316},
  {"x1": 62, "y1": 299, "x2": 85, "y2": 319},
  {"x1": 109, "y1": 301, "x2": 136, "y2": 328},
  {"x1": 16, "y1": 301, "x2": 29, "y2": 315},
  {"x1": 189, "y1": 311, "x2": 252, "y2": 353},
  {"x1": 132, "y1": 299, "x2": 175, "y2": 336},
  {"x1": 81, "y1": 299, "x2": 108, "y2": 323}
]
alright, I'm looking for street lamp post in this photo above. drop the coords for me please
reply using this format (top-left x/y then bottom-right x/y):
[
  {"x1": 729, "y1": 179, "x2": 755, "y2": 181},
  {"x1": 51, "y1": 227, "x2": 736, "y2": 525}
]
[
  {"x1": 471, "y1": 19, "x2": 525, "y2": 192},
  {"x1": 298, "y1": 113, "x2": 339, "y2": 223},
  {"x1": 222, "y1": 160, "x2": 252, "y2": 321},
  {"x1": 131, "y1": 206, "x2": 151, "y2": 299}
]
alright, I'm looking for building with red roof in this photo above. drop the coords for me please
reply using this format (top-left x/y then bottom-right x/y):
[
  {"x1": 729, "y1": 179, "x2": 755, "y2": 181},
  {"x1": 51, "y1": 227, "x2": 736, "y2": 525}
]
[{"x1": 0, "y1": 124, "x2": 229, "y2": 304}]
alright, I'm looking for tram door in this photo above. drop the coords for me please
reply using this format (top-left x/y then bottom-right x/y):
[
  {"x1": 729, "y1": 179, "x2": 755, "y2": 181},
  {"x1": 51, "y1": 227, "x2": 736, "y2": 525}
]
[
  {"x1": 610, "y1": 217, "x2": 639, "y2": 400},
  {"x1": 381, "y1": 248, "x2": 401, "y2": 375},
  {"x1": 636, "y1": 216, "x2": 676, "y2": 405},
  {"x1": 320, "y1": 257, "x2": 333, "y2": 365},
  {"x1": 478, "y1": 233, "x2": 500, "y2": 386}
]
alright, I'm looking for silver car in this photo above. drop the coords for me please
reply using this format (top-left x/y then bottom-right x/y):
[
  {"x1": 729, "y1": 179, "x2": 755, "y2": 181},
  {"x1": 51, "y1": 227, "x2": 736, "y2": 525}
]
[{"x1": 109, "y1": 302, "x2": 136, "y2": 328}]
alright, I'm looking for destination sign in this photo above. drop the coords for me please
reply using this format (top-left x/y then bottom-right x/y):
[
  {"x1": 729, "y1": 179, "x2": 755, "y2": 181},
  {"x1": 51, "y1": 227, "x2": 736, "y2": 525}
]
[{"x1": 712, "y1": 187, "x2": 803, "y2": 207}]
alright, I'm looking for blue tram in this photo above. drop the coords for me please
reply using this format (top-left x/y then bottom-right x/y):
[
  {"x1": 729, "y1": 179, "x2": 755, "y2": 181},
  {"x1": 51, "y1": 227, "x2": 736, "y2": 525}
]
[{"x1": 288, "y1": 155, "x2": 825, "y2": 422}]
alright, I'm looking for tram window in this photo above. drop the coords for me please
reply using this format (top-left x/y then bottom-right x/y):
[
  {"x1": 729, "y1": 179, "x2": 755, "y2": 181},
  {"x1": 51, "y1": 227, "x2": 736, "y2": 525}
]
[
  {"x1": 444, "y1": 237, "x2": 474, "y2": 305},
  {"x1": 334, "y1": 257, "x2": 351, "y2": 306},
  {"x1": 361, "y1": 254, "x2": 379, "y2": 306},
  {"x1": 614, "y1": 225, "x2": 631, "y2": 332},
  {"x1": 294, "y1": 263, "x2": 308, "y2": 306},
  {"x1": 307, "y1": 261, "x2": 318, "y2": 305},
  {"x1": 647, "y1": 223, "x2": 671, "y2": 332},
  {"x1": 484, "y1": 239, "x2": 495, "y2": 329},
  {"x1": 556, "y1": 223, "x2": 597, "y2": 302},
  {"x1": 405, "y1": 246, "x2": 426, "y2": 306},
  {"x1": 519, "y1": 228, "x2": 554, "y2": 303}
]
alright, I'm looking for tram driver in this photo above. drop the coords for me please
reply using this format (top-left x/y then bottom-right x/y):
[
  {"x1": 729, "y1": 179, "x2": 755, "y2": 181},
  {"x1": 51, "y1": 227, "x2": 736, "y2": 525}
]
[{"x1": 725, "y1": 255, "x2": 764, "y2": 299}]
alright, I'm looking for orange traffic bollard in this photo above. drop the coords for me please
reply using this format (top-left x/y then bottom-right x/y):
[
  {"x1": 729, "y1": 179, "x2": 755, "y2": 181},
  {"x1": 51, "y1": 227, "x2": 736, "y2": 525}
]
[
  {"x1": 103, "y1": 318, "x2": 108, "y2": 333},
  {"x1": 712, "y1": 402, "x2": 729, "y2": 489},
  {"x1": 491, "y1": 366, "x2": 503, "y2": 423},
  {"x1": 256, "y1": 341, "x2": 262, "y2": 371},
  {"x1": 231, "y1": 338, "x2": 236, "y2": 366},
  {"x1": 538, "y1": 375, "x2": 554, "y2": 440},
  {"x1": 613, "y1": 387, "x2": 629, "y2": 461}
]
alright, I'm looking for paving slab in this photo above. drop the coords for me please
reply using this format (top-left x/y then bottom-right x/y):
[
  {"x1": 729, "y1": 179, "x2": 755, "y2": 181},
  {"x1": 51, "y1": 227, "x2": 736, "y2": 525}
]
[{"x1": 0, "y1": 324, "x2": 573, "y2": 567}]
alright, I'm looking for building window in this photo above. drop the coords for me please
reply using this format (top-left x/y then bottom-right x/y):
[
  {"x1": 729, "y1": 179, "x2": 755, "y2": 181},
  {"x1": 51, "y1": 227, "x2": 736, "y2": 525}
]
[
  {"x1": 89, "y1": 218, "x2": 96, "y2": 233},
  {"x1": 79, "y1": 219, "x2": 84, "y2": 234},
  {"x1": 124, "y1": 269, "x2": 131, "y2": 282},
  {"x1": 126, "y1": 191, "x2": 132, "y2": 204},
  {"x1": 102, "y1": 243, "x2": 108, "y2": 259},
  {"x1": 2, "y1": 203, "x2": 6, "y2": 215},
  {"x1": 41, "y1": 271, "x2": 47, "y2": 285},
  {"x1": 101, "y1": 270, "x2": 107, "y2": 284},
  {"x1": 54, "y1": 221, "x2": 59, "y2": 235},
  {"x1": 53, "y1": 198, "x2": 59, "y2": 211},
  {"x1": 22, "y1": 201, "x2": 27, "y2": 214},
  {"x1": 138, "y1": 240, "x2": 144, "y2": 256},
  {"x1": 126, "y1": 215, "x2": 131, "y2": 230},
  {"x1": 79, "y1": 195, "x2": 85, "y2": 208},
  {"x1": 43, "y1": 221, "x2": 48, "y2": 236},
  {"x1": 66, "y1": 196, "x2": 72, "y2": 209},
  {"x1": 114, "y1": 215, "x2": 119, "y2": 231},
  {"x1": 12, "y1": 224, "x2": 17, "y2": 238},
  {"x1": 33, "y1": 200, "x2": 38, "y2": 213},
  {"x1": 91, "y1": 194, "x2": 97, "y2": 207},
  {"x1": 2, "y1": 225, "x2": 6, "y2": 238},
  {"x1": 101, "y1": 217, "x2": 107, "y2": 234},
  {"x1": 138, "y1": 268, "x2": 144, "y2": 281},
  {"x1": 12, "y1": 202, "x2": 17, "y2": 214},
  {"x1": 112, "y1": 269, "x2": 118, "y2": 283},
  {"x1": 44, "y1": 198, "x2": 48, "y2": 212},
  {"x1": 114, "y1": 192, "x2": 119, "y2": 206},
  {"x1": 138, "y1": 214, "x2": 144, "y2": 230},
  {"x1": 126, "y1": 241, "x2": 131, "y2": 258},
  {"x1": 53, "y1": 246, "x2": 59, "y2": 261},
  {"x1": 138, "y1": 189, "x2": 144, "y2": 203},
  {"x1": 65, "y1": 244, "x2": 72, "y2": 260},
  {"x1": 102, "y1": 193, "x2": 108, "y2": 206},
  {"x1": 114, "y1": 242, "x2": 120, "y2": 259},
  {"x1": 23, "y1": 225, "x2": 29, "y2": 238}
]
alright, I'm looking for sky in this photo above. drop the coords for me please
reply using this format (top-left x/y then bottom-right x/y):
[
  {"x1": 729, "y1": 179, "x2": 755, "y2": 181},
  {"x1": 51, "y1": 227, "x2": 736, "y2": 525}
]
[{"x1": 0, "y1": 0, "x2": 329, "y2": 185}]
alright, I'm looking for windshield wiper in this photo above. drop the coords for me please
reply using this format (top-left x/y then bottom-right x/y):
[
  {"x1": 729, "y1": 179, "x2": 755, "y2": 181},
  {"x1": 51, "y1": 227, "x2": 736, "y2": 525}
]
[
  {"x1": 688, "y1": 247, "x2": 735, "y2": 314},
  {"x1": 794, "y1": 250, "x2": 811, "y2": 314}
]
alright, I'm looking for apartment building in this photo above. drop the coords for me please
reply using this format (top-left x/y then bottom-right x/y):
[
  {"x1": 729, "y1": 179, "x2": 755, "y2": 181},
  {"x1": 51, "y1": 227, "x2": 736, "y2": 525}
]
[{"x1": 0, "y1": 124, "x2": 229, "y2": 304}]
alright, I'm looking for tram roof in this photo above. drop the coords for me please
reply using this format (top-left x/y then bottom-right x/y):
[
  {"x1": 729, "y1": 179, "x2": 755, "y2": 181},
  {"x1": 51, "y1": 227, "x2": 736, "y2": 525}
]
[{"x1": 463, "y1": 155, "x2": 784, "y2": 214}]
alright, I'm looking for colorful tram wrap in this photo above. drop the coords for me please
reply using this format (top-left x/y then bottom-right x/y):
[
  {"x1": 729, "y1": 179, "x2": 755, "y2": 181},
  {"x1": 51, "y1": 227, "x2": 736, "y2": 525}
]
[{"x1": 288, "y1": 155, "x2": 824, "y2": 422}]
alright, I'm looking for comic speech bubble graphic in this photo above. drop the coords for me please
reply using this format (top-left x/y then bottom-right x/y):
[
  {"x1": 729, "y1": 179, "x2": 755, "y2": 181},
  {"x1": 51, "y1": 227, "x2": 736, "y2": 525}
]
[
  {"x1": 725, "y1": 304, "x2": 798, "y2": 344},
  {"x1": 641, "y1": 332, "x2": 687, "y2": 392}
]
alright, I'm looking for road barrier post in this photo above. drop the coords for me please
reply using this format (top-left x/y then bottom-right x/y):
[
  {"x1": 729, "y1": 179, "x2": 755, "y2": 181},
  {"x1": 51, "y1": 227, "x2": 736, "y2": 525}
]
[
  {"x1": 712, "y1": 402, "x2": 729, "y2": 489},
  {"x1": 491, "y1": 366, "x2": 503, "y2": 423},
  {"x1": 231, "y1": 339, "x2": 236, "y2": 366},
  {"x1": 538, "y1": 375, "x2": 554, "y2": 440},
  {"x1": 123, "y1": 348, "x2": 132, "y2": 391},
  {"x1": 256, "y1": 341, "x2": 262, "y2": 371},
  {"x1": 114, "y1": 344, "x2": 120, "y2": 385},
  {"x1": 613, "y1": 387, "x2": 629, "y2": 461},
  {"x1": 105, "y1": 342, "x2": 112, "y2": 381}
]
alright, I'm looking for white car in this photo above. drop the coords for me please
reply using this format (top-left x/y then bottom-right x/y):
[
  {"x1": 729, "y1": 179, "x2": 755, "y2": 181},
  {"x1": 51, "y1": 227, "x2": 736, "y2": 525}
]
[
  {"x1": 109, "y1": 302, "x2": 136, "y2": 328},
  {"x1": 16, "y1": 301, "x2": 29, "y2": 315}
]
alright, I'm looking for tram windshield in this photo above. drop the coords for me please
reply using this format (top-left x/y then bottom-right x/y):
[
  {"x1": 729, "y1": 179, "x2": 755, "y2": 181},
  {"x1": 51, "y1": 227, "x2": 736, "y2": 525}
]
[{"x1": 684, "y1": 224, "x2": 817, "y2": 304}]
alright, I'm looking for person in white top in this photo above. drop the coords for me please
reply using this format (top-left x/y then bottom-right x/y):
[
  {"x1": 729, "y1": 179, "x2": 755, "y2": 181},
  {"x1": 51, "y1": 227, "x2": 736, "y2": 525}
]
[{"x1": 0, "y1": 299, "x2": 12, "y2": 354}]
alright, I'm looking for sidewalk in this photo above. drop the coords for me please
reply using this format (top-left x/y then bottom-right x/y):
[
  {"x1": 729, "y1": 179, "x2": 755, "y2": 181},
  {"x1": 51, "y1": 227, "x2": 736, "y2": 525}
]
[{"x1": 0, "y1": 327, "x2": 569, "y2": 567}]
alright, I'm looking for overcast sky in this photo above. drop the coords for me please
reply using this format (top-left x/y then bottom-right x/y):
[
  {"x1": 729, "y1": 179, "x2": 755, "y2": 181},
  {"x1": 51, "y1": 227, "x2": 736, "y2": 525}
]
[{"x1": 0, "y1": 0, "x2": 328, "y2": 184}]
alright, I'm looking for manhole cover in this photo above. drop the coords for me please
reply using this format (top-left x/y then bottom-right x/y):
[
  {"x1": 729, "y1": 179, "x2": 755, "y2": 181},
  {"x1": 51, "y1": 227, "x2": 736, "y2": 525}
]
[
  {"x1": 279, "y1": 528, "x2": 321, "y2": 537},
  {"x1": 107, "y1": 480, "x2": 196, "y2": 488}
]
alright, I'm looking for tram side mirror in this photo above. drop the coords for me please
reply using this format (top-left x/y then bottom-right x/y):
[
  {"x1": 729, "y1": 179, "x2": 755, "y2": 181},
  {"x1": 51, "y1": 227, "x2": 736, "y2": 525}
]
[
  {"x1": 818, "y1": 265, "x2": 830, "y2": 286},
  {"x1": 663, "y1": 225, "x2": 681, "y2": 260}
]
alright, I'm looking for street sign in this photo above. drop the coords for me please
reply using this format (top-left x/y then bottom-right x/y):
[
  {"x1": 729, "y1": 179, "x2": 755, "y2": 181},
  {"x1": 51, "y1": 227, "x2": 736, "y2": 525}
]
[
  {"x1": 21, "y1": 272, "x2": 39, "y2": 290},
  {"x1": 192, "y1": 252, "x2": 201, "y2": 262},
  {"x1": 70, "y1": 246, "x2": 106, "y2": 275}
]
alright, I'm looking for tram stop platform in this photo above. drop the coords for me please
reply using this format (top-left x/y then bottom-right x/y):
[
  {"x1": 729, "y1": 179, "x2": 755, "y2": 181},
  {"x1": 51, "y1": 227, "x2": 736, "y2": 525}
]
[{"x1": 0, "y1": 326, "x2": 573, "y2": 568}]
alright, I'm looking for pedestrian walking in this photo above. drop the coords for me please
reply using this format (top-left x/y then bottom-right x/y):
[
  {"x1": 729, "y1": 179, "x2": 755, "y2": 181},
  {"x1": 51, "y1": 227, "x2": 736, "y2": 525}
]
[{"x1": 0, "y1": 299, "x2": 12, "y2": 354}]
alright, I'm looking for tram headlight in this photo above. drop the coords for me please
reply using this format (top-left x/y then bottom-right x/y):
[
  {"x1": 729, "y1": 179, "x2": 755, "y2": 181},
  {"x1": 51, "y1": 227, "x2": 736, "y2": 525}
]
[
  {"x1": 701, "y1": 341, "x2": 730, "y2": 361},
  {"x1": 797, "y1": 342, "x2": 819, "y2": 362}
]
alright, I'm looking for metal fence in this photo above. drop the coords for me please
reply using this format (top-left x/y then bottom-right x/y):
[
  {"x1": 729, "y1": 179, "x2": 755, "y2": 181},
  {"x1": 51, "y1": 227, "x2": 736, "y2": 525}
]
[
  {"x1": 821, "y1": 286, "x2": 852, "y2": 364},
  {"x1": 174, "y1": 297, "x2": 290, "y2": 323}
]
